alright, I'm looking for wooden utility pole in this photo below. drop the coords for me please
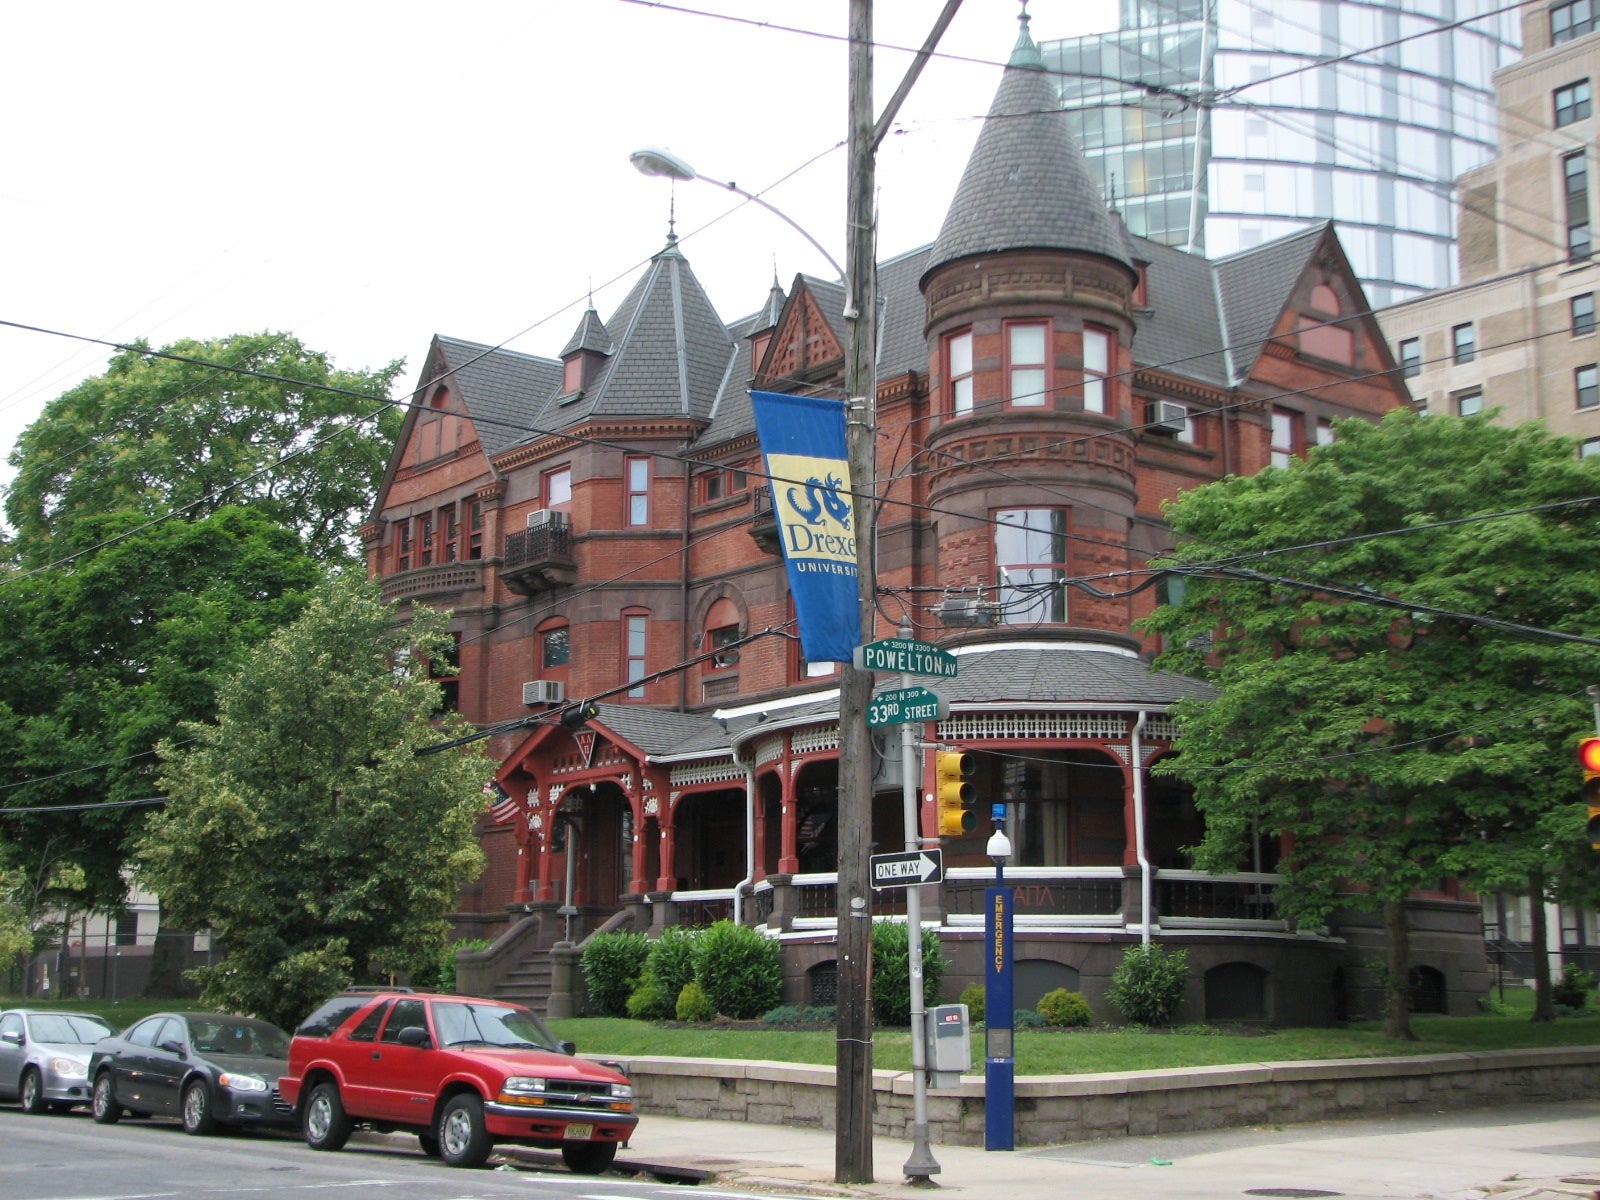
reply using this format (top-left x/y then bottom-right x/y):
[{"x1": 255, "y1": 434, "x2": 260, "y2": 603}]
[
  {"x1": 833, "y1": 0, "x2": 965, "y2": 1183},
  {"x1": 834, "y1": 0, "x2": 877, "y2": 1182}
]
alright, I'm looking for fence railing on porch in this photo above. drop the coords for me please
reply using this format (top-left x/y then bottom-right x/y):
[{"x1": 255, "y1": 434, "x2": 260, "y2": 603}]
[{"x1": 716, "y1": 867, "x2": 1288, "y2": 934}]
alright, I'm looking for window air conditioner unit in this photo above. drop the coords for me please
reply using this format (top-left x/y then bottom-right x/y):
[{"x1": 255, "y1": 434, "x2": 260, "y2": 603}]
[
  {"x1": 527, "y1": 508, "x2": 569, "y2": 529},
  {"x1": 1147, "y1": 400, "x2": 1188, "y2": 434},
  {"x1": 522, "y1": 679, "x2": 565, "y2": 706}
]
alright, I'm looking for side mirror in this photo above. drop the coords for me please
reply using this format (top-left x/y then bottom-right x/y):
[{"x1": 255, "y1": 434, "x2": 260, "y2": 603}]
[
  {"x1": 397, "y1": 1025, "x2": 431, "y2": 1048},
  {"x1": 559, "y1": 1040, "x2": 576, "y2": 1056},
  {"x1": 159, "y1": 1040, "x2": 186, "y2": 1056},
  {"x1": 0, "y1": 1030, "x2": 22, "y2": 1046}
]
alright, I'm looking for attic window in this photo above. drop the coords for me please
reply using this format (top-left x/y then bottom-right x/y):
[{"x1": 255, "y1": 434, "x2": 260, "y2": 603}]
[
  {"x1": 751, "y1": 332, "x2": 772, "y2": 372},
  {"x1": 562, "y1": 357, "x2": 583, "y2": 393},
  {"x1": 1132, "y1": 262, "x2": 1150, "y2": 308}
]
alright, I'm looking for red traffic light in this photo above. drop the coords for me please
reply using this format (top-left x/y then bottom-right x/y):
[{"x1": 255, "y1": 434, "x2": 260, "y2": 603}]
[{"x1": 1581, "y1": 737, "x2": 1600, "y2": 775}]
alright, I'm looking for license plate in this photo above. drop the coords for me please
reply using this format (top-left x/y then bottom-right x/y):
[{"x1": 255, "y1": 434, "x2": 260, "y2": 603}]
[{"x1": 564, "y1": 1123, "x2": 594, "y2": 1140}]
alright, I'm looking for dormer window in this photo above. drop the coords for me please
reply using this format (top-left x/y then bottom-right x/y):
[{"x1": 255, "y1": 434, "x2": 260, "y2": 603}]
[{"x1": 562, "y1": 357, "x2": 583, "y2": 394}]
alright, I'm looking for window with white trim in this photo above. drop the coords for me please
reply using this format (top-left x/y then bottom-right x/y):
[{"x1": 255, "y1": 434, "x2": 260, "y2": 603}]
[
  {"x1": 947, "y1": 329, "x2": 974, "y2": 416},
  {"x1": 1006, "y1": 321, "x2": 1048, "y2": 407},
  {"x1": 1082, "y1": 327, "x2": 1110, "y2": 414},
  {"x1": 995, "y1": 508, "x2": 1068, "y2": 625}
]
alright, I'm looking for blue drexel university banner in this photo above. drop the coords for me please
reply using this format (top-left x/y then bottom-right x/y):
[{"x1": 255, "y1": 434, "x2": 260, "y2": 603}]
[{"x1": 749, "y1": 390, "x2": 860, "y2": 662}]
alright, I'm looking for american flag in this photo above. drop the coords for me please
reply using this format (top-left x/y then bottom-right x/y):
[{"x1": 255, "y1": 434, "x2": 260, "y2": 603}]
[{"x1": 484, "y1": 779, "x2": 520, "y2": 824}]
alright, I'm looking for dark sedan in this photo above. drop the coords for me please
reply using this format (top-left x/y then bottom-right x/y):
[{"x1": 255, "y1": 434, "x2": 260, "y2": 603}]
[{"x1": 88, "y1": 1011, "x2": 295, "y2": 1135}]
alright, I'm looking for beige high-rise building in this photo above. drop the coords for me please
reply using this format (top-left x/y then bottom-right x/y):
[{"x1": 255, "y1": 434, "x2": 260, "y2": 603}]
[{"x1": 1379, "y1": 1, "x2": 1600, "y2": 454}]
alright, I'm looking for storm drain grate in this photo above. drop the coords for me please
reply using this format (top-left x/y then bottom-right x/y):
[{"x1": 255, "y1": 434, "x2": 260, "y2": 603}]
[{"x1": 1244, "y1": 1190, "x2": 1343, "y2": 1198}]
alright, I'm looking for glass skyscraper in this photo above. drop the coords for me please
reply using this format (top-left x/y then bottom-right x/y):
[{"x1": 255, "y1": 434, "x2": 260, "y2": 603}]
[{"x1": 1042, "y1": 0, "x2": 1523, "y2": 305}]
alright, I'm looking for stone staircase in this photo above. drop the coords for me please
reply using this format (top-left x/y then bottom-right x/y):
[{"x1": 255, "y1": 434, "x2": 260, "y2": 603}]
[{"x1": 493, "y1": 954, "x2": 555, "y2": 1014}]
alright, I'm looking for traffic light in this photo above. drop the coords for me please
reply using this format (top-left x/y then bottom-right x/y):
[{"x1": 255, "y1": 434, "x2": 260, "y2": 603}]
[
  {"x1": 1582, "y1": 736, "x2": 1600, "y2": 850},
  {"x1": 935, "y1": 749, "x2": 977, "y2": 837}
]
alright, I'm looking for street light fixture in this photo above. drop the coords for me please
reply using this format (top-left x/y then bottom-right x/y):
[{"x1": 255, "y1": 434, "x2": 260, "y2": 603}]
[{"x1": 628, "y1": 147, "x2": 853, "y2": 311}]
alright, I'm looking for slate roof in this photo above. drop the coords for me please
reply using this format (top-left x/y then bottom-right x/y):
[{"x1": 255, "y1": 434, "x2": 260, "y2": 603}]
[
  {"x1": 941, "y1": 646, "x2": 1214, "y2": 706},
  {"x1": 559, "y1": 306, "x2": 612, "y2": 358},
  {"x1": 1214, "y1": 223, "x2": 1332, "y2": 384},
  {"x1": 922, "y1": 13, "x2": 1133, "y2": 284},
  {"x1": 430, "y1": 335, "x2": 563, "y2": 459},
  {"x1": 526, "y1": 236, "x2": 734, "y2": 437}
]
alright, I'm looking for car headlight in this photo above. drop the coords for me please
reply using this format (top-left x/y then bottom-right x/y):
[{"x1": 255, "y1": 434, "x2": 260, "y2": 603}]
[
  {"x1": 218, "y1": 1073, "x2": 268, "y2": 1093},
  {"x1": 500, "y1": 1076, "x2": 549, "y2": 1095},
  {"x1": 608, "y1": 1082, "x2": 633, "y2": 1100},
  {"x1": 47, "y1": 1056, "x2": 88, "y2": 1079}
]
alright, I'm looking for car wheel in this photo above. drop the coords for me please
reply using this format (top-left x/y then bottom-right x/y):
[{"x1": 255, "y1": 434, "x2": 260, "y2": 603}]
[
  {"x1": 561, "y1": 1140, "x2": 617, "y2": 1175},
  {"x1": 437, "y1": 1094, "x2": 492, "y2": 1169},
  {"x1": 302, "y1": 1081, "x2": 353, "y2": 1152},
  {"x1": 91, "y1": 1072, "x2": 121, "y2": 1124},
  {"x1": 181, "y1": 1080, "x2": 217, "y2": 1136},
  {"x1": 417, "y1": 1130, "x2": 441, "y2": 1157},
  {"x1": 19, "y1": 1068, "x2": 46, "y2": 1115}
]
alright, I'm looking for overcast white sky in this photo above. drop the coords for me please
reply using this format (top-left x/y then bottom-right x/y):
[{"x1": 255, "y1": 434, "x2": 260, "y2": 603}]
[{"x1": 0, "y1": 1, "x2": 1115, "y2": 494}]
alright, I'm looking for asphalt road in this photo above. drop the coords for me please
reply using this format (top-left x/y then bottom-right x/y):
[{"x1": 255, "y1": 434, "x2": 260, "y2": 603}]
[
  {"x1": 6, "y1": 1100, "x2": 1600, "y2": 1200},
  {"x1": 0, "y1": 1108, "x2": 708, "y2": 1200}
]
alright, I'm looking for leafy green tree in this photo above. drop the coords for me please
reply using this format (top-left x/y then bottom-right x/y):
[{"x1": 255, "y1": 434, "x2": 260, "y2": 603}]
[
  {"x1": 134, "y1": 576, "x2": 489, "y2": 1029},
  {"x1": 6, "y1": 331, "x2": 401, "y2": 566},
  {"x1": 0, "y1": 508, "x2": 324, "y2": 907},
  {"x1": 0, "y1": 331, "x2": 398, "y2": 917},
  {"x1": 1142, "y1": 411, "x2": 1600, "y2": 1035}
]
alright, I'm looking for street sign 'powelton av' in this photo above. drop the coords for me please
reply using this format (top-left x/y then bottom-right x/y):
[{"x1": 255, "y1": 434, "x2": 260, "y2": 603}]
[
  {"x1": 853, "y1": 637, "x2": 958, "y2": 678},
  {"x1": 869, "y1": 848, "x2": 944, "y2": 890}
]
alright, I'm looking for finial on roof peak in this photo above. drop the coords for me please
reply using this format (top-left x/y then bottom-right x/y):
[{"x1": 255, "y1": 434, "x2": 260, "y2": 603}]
[{"x1": 1010, "y1": 0, "x2": 1043, "y2": 68}]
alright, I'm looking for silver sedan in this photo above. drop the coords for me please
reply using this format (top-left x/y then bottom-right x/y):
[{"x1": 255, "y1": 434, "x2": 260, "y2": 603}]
[{"x1": 0, "y1": 1008, "x2": 118, "y2": 1113}]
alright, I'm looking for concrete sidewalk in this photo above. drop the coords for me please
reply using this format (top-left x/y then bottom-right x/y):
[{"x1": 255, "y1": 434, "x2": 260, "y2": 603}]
[{"x1": 601, "y1": 1100, "x2": 1600, "y2": 1200}]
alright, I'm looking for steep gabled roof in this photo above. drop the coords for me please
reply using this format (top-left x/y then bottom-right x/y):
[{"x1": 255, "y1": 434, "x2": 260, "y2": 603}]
[
  {"x1": 1213, "y1": 223, "x2": 1332, "y2": 383},
  {"x1": 429, "y1": 335, "x2": 563, "y2": 459},
  {"x1": 923, "y1": 12, "x2": 1134, "y2": 284},
  {"x1": 534, "y1": 236, "x2": 733, "y2": 432}
]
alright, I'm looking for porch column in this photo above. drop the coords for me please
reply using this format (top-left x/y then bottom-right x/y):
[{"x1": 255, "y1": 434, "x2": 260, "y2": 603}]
[
  {"x1": 1120, "y1": 752, "x2": 1142, "y2": 869},
  {"x1": 512, "y1": 780, "x2": 537, "y2": 904},
  {"x1": 777, "y1": 760, "x2": 800, "y2": 875},
  {"x1": 534, "y1": 787, "x2": 559, "y2": 903},
  {"x1": 656, "y1": 809, "x2": 678, "y2": 893}
]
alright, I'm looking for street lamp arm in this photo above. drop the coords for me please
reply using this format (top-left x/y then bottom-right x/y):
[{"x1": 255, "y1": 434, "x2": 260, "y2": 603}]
[{"x1": 629, "y1": 147, "x2": 850, "y2": 301}]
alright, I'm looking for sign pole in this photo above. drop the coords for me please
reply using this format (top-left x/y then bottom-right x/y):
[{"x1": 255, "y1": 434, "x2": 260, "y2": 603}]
[
  {"x1": 900, "y1": 626, "x2": 939, "y2": 1180},
  {"x1": 985, "y1": 809, "x2": 1016, "y2": 1151}
]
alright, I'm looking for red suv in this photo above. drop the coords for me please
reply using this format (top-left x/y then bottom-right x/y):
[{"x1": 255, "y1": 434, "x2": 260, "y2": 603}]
[{"x1": 278, "y1": 989, "x2": 636, "y2": 1172}]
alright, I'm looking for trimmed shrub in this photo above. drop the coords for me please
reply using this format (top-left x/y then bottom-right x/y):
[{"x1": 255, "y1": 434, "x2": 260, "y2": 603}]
[
  {"x1": 1012, "y1": 1009, "x2": 1047, "y2": 1029},
  {"x1": 691, "y1": 920, "x2": 782, "y2": 1019},
  {"x1": 870, "y1": 920, "x2": 948, "y2": 1027},
  {"x1": 1553, "y1": 965, "x2": 1595, "y2": 1011},
  {"x1": 645, "y1": 926, "x2": 700, "y2": 1005},
  {"x1": 761, "y1": 1005, "x2": 836, "y2": 1026},
  {"x1": 960, "y1": 982, "x2": 985, "y2": 1025},
  {"x1": 580, "y1": 931, "x2": 649, "y2": 1017},
  {"x1": 1037, "y1": 988, "x2": 1092, "y2": 1028},
  {"x1": 625, "y1": 970, "x2": 674, "y2": 1021},
  {"x1": 1107, "y1": 944, "x2": 1189, "y2": 1026},
  {"x1": 676, "y1": 980, "x2": 715, "y2": 1023}
]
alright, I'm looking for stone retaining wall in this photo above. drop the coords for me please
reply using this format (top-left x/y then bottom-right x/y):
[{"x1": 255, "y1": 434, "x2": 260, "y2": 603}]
[{"x1": 610, "y1": 1047, "x2": 1600, "y2": 1147}]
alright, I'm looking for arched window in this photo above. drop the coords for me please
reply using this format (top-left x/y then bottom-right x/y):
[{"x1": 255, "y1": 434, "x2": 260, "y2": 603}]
[
  {"x1": 1204, "y1": 962, "x2": 1269, "y2": 1021},
  {"x1": 703, "y1": 598, "x2": 742, "y2": 671},
  {"x1": 623, "y1": 608, "x2": 649, "y2": 698},
  {"x1": 537, "y1": 619, "x2": 570, "y2": 690}
]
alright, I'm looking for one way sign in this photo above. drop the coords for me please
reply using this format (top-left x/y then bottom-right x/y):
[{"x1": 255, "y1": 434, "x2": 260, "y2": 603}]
[{"x1": 869, "y1": 849, "x2": 944, "y2": 890}]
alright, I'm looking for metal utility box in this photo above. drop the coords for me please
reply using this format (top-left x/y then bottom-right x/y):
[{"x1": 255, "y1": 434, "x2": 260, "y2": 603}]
[{"x1": 924, "y1": 1003, "x2": 972, "y2": 1087}]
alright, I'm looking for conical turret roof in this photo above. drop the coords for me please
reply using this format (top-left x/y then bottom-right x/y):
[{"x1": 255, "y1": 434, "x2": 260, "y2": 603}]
[{"x1": 923, "y1": 11, "x2": 1133, "y2": 282}]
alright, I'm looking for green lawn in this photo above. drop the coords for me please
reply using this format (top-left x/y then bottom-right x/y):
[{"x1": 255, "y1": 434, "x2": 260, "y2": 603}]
[{"x1": 10, "y1": 989, "x2": 1596, "y2": 1077}]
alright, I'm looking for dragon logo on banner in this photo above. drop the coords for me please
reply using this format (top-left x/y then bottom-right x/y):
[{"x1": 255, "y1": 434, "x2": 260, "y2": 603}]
[{"x1": 749, "y1": 391, "x2": 861, "y2": 662}]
